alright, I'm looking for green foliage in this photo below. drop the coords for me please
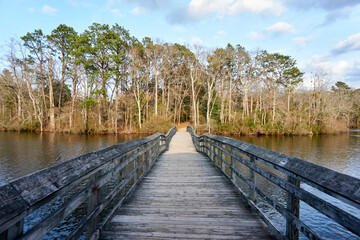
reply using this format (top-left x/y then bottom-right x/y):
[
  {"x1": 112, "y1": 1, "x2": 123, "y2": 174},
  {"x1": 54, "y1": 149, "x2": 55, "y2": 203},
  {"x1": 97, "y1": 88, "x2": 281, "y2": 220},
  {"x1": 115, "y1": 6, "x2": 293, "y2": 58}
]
[
  {"x1": 82, "y1": 97, "x2": 97, "y2": 110},
  {"x1": 331, "y1": 81, "x2": 351, "y2": 93}
]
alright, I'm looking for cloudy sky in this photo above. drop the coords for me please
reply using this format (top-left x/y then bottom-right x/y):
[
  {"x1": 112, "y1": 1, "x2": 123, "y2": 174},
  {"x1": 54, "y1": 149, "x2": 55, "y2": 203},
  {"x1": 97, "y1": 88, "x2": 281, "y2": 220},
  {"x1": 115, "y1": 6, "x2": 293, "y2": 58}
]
[{"x1": 1, "y1": 0, "x2": 360, "y2": 88}]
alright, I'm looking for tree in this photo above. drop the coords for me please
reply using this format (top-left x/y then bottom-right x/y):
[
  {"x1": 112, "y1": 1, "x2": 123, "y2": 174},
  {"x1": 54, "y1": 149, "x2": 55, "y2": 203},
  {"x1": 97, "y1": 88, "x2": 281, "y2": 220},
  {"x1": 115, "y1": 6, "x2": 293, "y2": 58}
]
[
  {"x1": 331, "y1": 81, "x2": 351, "y2": 93},
  {"x1": 21, "y1": 29, "x2": 47, "y2": 129},
  {"x1": 259, "y1": 51, "x2": 303, "y2": 123},
  {"x1": 80, "y1": 23, "x2": 113, "y2": 123},
  {"x1": 47, "y1": 24, "x2": 77, "y2": 115},
  {"x1": 144, "y1": 37, "x2": 163, "y2": 116},
  {"x1": 109, "y1": 24, "x2": 132, "y2": 132}
]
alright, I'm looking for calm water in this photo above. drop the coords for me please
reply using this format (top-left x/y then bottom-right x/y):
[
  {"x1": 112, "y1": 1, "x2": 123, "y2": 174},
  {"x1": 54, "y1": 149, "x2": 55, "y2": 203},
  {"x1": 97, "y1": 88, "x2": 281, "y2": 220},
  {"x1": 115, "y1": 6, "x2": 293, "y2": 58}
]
[
  {"x1": 232, "y1": 130, "x2": 360, "y2": 240},
  {"x1": 0, "y1": 131, "x2": 146, "y2": 184},
  {"x1": 0, "y1": 130, "x2": 359, "y2": 239}
]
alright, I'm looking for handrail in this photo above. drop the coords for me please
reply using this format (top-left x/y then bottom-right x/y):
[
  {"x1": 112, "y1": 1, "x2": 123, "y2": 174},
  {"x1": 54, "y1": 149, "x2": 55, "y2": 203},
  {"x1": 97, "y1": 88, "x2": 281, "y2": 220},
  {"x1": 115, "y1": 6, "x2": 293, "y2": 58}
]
[
  {"x1": 187, "y1": 126, "x2": 360, "y2": 240},
  {"x1": 0, "y1": 126, "x2": 176, "y2": 240}
]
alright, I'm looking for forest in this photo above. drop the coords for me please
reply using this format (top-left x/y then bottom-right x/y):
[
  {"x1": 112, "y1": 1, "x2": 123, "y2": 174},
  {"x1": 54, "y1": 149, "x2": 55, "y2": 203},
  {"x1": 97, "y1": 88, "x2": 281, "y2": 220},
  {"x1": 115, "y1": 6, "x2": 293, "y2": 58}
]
[{"x1": 0, "y1": 23, "x2": 359, "y2": 135}]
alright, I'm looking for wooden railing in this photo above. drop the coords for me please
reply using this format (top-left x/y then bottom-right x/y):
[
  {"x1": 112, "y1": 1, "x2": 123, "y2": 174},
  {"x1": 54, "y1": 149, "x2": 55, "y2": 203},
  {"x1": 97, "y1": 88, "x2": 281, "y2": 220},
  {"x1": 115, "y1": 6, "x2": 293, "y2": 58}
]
[
  {"x1": 187, "y1": 126, "x2": 360, "y2": 240},
  {"x1": 0, "y1": 126, "x2": 176, "y2": 240}
]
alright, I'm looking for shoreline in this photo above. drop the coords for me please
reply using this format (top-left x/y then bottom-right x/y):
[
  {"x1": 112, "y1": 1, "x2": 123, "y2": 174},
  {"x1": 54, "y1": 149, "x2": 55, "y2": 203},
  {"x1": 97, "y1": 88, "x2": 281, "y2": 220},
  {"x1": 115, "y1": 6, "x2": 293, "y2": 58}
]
[{"x1": 0, "y1": 125, "x2": 353, "y2": 136}]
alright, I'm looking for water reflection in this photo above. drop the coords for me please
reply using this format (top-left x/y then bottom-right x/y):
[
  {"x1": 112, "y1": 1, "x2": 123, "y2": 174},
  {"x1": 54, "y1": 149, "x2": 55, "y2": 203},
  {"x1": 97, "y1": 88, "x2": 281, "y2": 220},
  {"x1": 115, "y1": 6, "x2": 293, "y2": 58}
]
[{"x1": 0, "y1": 132, "x2": 146, "y2": 184}]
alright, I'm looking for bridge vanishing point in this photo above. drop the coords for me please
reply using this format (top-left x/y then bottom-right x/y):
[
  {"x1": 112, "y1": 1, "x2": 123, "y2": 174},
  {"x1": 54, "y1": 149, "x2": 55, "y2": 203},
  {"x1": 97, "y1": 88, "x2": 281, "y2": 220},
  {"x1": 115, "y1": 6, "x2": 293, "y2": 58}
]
[{"x1": 0, "y1": 126, "x2": 359, "y2": 240}]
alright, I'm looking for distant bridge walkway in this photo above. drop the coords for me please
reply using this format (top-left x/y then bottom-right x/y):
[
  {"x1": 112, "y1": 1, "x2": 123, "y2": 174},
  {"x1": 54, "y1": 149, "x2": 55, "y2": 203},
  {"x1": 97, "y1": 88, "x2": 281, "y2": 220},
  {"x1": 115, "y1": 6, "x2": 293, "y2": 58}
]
[{"x1": 100, "y1": 129, "x2": 274, "y2": 239}]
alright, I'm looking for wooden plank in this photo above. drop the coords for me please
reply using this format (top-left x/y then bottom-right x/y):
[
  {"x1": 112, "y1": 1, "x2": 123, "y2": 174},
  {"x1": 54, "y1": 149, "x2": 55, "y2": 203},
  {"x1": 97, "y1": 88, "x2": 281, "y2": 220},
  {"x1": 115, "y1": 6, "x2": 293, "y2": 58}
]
[
  {"x1": 99, "y1": 131, "x2": 275, "y2": 240},
  {"x1": 0, "y1": 184, "x2": 28, "y2": 233}
]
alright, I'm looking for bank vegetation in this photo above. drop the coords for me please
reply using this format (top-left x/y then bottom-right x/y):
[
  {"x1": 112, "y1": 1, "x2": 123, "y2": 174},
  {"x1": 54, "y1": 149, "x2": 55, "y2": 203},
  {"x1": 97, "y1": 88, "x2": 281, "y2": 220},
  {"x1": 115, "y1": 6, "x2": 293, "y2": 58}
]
[{"x1": 0, "y1": 23, "x2": 359, "y2": 135}]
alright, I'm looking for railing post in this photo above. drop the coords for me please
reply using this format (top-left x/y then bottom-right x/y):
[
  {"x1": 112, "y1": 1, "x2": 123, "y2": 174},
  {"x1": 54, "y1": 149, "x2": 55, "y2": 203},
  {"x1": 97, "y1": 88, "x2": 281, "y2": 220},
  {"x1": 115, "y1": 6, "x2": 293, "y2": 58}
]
[
  {"x1": 249, "y1": 156, "x2": 256, "y2": 202},
  {"x1": 286, "y1": 176, "x2": 300, "y2": 240},
  {"x1": 165, "y1": 135, "x2": 169, "y2": 151},
  {"x1": 215, "y1": 143, "x2": 219, "y2": 166},
  {"x1": 86, "y1": 170, "x2": 102, "y2": 239},
  {"x1": 142, "y1": 145, "x2": 146, "y2": 173},
  {"x1": 221, "y1": 144, "x2": 226, "y2": 173},
  {"x1": 211, "y1": 140, "x2": 215, "y2": 162},
  {"x1": 148, "y1": 143, "x2": 153, "y2": 166},
  {"x1": 120, "y1": 160, "x2": 129, "y2": 198},
  {"x1": 230, "y1": 148, "x2": 235, "y2": 182},
  {"x1": 0, "y1": 220, "x2": 24, "y2": 240},
  {"x1": 134, "y1": 149, "x2": 139, "y2": 182}
]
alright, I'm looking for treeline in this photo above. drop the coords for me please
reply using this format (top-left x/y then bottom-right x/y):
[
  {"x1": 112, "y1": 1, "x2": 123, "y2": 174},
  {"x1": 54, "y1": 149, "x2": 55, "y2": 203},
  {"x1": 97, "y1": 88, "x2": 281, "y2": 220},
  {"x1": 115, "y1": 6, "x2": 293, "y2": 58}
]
[{"x1": 0, "y1": 23, "x2": 359, "y2": 135}]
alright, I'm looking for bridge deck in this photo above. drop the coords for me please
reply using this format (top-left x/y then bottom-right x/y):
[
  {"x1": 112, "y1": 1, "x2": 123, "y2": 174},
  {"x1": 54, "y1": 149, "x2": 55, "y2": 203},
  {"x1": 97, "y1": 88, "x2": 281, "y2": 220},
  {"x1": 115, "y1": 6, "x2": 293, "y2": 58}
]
[{"x1": 100, "y1": 129, "x2": 275, "y2": 239}]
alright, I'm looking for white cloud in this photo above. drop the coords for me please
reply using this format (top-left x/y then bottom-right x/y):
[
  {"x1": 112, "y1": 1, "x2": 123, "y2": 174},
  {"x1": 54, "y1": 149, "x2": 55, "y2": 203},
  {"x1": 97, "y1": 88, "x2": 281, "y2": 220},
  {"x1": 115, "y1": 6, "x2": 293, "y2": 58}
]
[
  {"x1": 228, "y1": 0, "x2": 285, "y2": 16},
  {"x1": 111, "y1": 8, "x2": 124, "y2": 17},
  {"x1": 66, "y1": 0, "x2": 96, "y2": 7},
  {"x1": 266, "y1": 22, "x2": 295, "y2": 34},
  {"x1": 27, "y1": 7, "x2": 35, "y2": 13},
  {"x1": 169, "y1": 0, "x2": 285, "y2": 23},
  {"x1": 308, "y1": 55, "x2": 353, "y2": 77},
  {"x1": 214, "y1": 30, "x2": 227, "y2": 39},
  {"x1": 187, "y1": 0, "x2": 232, "y2": 18},
  {"x1": 331, "y1": 32, "x2": 360, "y2": 56},
  {"x1": 191, "y1": 37, "x2": 203, "y2": 46},
  {"x1": 293, "y1": 35, "x2": 315, "y2": 47},
  {"x1": 131, "y1": 7, "x2": 142, "y2": 15},
  {"x1": 41, "y1": 5, "x2": 58, "y2": 16},
  {"x1": 247, "y1": 31, "x2": 264, "y2": 40}
]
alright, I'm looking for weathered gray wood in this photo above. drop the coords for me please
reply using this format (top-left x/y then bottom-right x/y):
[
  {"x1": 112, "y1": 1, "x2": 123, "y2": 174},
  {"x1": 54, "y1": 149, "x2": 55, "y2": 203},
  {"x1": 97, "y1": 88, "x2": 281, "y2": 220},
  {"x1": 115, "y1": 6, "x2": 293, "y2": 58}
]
[
  {"x1": 202, "y1": 132, "x2": 360, "y2": 209},
  {"x1": 86, "y1": 170, "x2": 102, "y2": 240},
  {"x1": 249, "y1": 156, "x2": 256, "y2": 202},
  {"x1": 203, "y1": 136, "x2": 360, "y2": 237},
  {"x1": 227, "y1": 161, "x2": 321, "y2": 240},
  {"x1": 0, "y1": 184, "x2": 28, "y2": 232},
  {"x1": 286, "y1": 176, "x2": 300, "y2": 240},
  {"x1": 204, "y1": 139, "x2": 360, "y2": 237},
  {"x1": 0, "y1": 220, "x2": 24, "y2": 240},
  {"x1": 187, "y1": 126, "x2": 360, "y2": 239},
  {"x1": 0, "y1": 126, "x2": 176, "y2": 240},
  {"x1": 100, "y1": 130, "x2": 275, "y2": 240}
]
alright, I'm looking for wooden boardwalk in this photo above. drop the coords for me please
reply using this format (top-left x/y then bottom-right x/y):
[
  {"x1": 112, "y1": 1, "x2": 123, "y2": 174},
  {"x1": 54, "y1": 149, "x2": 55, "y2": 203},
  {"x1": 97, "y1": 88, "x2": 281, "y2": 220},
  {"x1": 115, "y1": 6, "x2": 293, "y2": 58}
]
[{"x1": 100, "y1": 129, "x2": 275, "y2": 239}]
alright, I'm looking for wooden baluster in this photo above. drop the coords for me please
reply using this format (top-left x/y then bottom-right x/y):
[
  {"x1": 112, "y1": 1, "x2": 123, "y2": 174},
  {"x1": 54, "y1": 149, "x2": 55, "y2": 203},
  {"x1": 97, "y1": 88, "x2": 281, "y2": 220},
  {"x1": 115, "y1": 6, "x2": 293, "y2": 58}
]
[
  {"x1": 207, "y1": 138, "x2": 211, "y2": 158},
  {"x1": 120, "y1": 159, "x2": 129, "y2": 199},
  {"x1": 286, "y1": 176, "x2": 300, "y2": 240},
  {"x1": 215, "y1": 143, "x2": 219, "y2": 166},
  {"x1": 142, "y1": 146, "x2": 146, "y2": 173},
  {"x1": 0, "y1": 220, "x2": 24, "y2": 240},
  {"x1": 147, "y1": 143, "x2": 152, "y2": 166},
  {"x1": 221, "y1": 144, "x2": 226, "y2": 174},
  {"x1": 249, "y1": 156, "x2": 256, "y2": 202},
  {"x1": 86, "y1": 170, "x2": 102, "y2": 240},
  {"x1": 134, "y1": 149, "x2": 139, "y2": 182},
  {"x1": 211, "y1": 140, "x2": 215, "y2": 162},
  {"x1": 230, "y1": 149, "x2": 236, "y2": 182}
]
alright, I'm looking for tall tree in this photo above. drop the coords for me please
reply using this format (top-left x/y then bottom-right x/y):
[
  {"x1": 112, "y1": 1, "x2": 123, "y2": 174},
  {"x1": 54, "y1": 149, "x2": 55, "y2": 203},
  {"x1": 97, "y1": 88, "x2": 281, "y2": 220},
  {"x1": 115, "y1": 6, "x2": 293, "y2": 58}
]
[
  {"x1": 109, "y1": 24, "x2": 132, "y2": 132},
  {"x1": 21, "y1": 29, "x2": 47, "y2": 128},
  {"x1": 259, "y1": 51, "x2": 303, "y2": 123},
  {"x1": 80, "y1": 23, "x2": 113, "y2": 123},
  {"x1": 47, "y1": 24, "x2": 77, "y2": 115}
]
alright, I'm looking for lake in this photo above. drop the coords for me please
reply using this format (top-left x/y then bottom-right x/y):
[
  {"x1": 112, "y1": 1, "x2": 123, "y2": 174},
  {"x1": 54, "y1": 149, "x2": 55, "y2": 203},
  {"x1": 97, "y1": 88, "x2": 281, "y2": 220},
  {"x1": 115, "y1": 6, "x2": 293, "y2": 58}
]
[
  {"x1": 0, "y1": 130, "x2": 359, "y2": 239},
  {"x1": 0, "y1": 131, "x2": 146, "y2": 184}
]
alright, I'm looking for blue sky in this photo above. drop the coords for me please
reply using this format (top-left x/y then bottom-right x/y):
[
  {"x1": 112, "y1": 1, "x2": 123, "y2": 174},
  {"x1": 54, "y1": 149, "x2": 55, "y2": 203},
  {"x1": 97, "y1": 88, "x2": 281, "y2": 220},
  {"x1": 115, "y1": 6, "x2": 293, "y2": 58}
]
[{"x1": 1, "y1": 0, "x2": 360, "y2": 88}]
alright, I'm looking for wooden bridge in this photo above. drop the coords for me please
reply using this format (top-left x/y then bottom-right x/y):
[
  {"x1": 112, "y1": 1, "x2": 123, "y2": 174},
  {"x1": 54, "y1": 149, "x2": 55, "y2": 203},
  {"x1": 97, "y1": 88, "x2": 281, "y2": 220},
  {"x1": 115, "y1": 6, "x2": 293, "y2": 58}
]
[{"x1": 0, "y1": 126, "x2": 359, "y2": 240}]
